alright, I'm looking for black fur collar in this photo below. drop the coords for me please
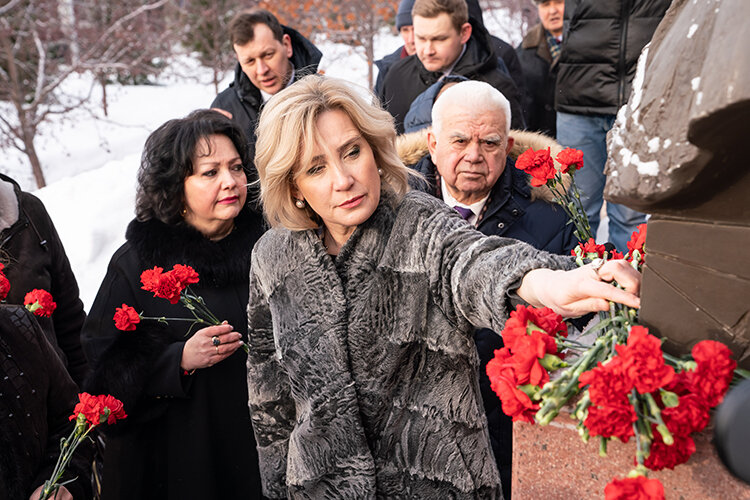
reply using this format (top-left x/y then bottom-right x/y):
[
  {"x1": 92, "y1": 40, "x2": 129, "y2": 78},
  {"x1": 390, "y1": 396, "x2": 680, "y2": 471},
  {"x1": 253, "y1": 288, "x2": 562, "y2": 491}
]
[{"x1": 125, "y1": 207, "x2": 265, "y2": 288}]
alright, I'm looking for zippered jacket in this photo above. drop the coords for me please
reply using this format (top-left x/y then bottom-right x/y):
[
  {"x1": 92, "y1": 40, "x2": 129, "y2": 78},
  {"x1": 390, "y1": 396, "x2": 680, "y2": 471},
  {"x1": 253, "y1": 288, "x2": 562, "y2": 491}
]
[{"x1": 555, "y1": 0, "x2": 670, "y2": 115}]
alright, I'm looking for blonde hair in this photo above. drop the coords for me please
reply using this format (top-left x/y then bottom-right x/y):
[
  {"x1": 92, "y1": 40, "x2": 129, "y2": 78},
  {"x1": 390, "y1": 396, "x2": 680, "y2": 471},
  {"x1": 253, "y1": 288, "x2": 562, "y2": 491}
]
[{"x1": 254, "y1": 75, "x2": 411, "y2": 230}]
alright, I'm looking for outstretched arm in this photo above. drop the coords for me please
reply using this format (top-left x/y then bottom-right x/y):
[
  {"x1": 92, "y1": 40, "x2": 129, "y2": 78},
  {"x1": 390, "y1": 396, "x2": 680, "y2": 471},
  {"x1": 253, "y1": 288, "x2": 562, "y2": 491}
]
[{"x1": 517, "y1": 259, "x2": 641, "y2": 318}]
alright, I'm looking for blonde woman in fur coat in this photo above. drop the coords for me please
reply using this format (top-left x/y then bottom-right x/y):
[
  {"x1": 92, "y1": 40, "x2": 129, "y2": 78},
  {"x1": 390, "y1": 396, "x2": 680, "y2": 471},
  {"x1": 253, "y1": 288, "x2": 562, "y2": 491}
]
[{"x1": 247, "y1": 75, "x2": 641, "y2": 499}]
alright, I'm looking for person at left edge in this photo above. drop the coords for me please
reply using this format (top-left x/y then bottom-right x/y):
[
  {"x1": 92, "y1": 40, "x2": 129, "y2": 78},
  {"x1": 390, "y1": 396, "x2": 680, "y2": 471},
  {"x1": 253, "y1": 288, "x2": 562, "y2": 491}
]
[
  {"x1": 211, "y1": 8, "x2": 322, "y2": 167},
  {"x1": 81, "y1": 110, "x2": 265, "y2": 500},
  {"x1": 0, "y1": 172, "x2": 88, "y2": 387}
]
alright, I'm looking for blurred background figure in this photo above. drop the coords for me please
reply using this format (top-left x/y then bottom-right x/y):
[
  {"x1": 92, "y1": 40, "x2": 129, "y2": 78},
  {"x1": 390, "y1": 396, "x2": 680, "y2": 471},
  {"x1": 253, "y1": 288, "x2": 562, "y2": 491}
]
[
  {"x1": 516, "y1": 0, "x2": 564, "y2": 137},
  {"x1": 554, "y1": 0, "x2": 670, "y2": 252}
]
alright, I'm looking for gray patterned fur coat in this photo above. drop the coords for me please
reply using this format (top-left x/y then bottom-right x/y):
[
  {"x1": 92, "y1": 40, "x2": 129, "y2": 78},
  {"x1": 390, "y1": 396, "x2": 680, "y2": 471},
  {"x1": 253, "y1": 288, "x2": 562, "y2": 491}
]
[{"x1": 247, "y1": 190, "x2": 572, "y2": 499}]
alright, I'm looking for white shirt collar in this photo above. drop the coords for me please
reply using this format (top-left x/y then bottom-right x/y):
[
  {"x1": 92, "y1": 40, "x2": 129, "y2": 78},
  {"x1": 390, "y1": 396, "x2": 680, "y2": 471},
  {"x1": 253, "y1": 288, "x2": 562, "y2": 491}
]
[{"x1": 440, "y1": 177, "x2": 489, "y2": 226}]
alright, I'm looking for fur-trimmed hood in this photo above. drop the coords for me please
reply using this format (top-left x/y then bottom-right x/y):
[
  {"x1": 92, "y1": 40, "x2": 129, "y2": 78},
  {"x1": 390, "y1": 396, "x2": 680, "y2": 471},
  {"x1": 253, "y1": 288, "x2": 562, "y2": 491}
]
[{"x1": 397, "y1": 128, "x2": 571, "y2": 203}]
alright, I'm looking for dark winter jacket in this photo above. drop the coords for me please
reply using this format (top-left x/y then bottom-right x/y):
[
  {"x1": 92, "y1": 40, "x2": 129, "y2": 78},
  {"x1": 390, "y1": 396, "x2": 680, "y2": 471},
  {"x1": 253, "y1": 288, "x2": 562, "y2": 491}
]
[
  {"x1": 555, "y1": 0, "x2": 670, "y2": 115},
  {"x1": 403, "y1": 75, "x2": 468, "y2": 134},
  {"x1": 401, "y1": 128, "x2": 578, "y2": 499},
  {"x1": 81, "y1": 207, "x2": 265, "y2": 500},
  {"x1": 0, "y1": 305, "x2": 93, "y2": 500},
  {"x1": 247, "y1": 189, "x2": 573, "y2": 499},
  {"x1": 379, "y1": 19, "x2": 525, "y2": 134},
  {"x1": 0, "y1": 173, "x2": 88, "y2": 386},
  {"x1": 210, "y1": 25, "x2": 322, "y2": 157},
  {"x1": 466, "y1": 0, "x2": 526, "y2": 95},
  {"x1": 374, "y1": 46, "x2": 406, "y2": 97},
  {"x1": 516, "y1": 23, "x2": 558, "y2": 136}
]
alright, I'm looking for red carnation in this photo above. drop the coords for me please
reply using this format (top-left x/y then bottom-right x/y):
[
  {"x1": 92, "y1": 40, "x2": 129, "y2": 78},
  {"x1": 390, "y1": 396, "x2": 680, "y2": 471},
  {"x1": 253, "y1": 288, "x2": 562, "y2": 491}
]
[
  {"x1": 487, "y1": 349, "x2": 539, "y2": 423},
  {"x1": 627, "y1": 223, "x2": 648, "y2": 256},
  {"x1": 98, "y1": 394, "x2": 128, "y2": 425},
  {"x1": 70, "y1": 393, "x2": 127, "y2": 427},
  {"x1": 572, "y1": 238, "x2": 607, "y2": 258},
  {"x1": 579, "y1": 356, "x2": 633, "y2": 407},
  {"x1": 0, "y1": 271, "x2": 9, "y2": 301},
  {"x1": 528, "y1": 306, "x2": 568, "y2": 340},
  {"x1": 687, "y1": 340, "x2": 736, "y2": 407},
  {"x1": 508, "y1": 334, "x2": 550, "y2": 387},
  {"x1": 500, "y1": 306, "x2": 535, "y2": 351},
  {"x1": 171, "y1": 264, "x2": 199, "y2": 287},
  {"x1": 23, "y1": 289, "x2": 57, "y2": 317},
  {"x1": 113, "y1": 304, "x2": 141, "y2": 331},
  {"x1": 69, "y1": 392, "x2": 104, "y2": 427},
  {"x1": 515, "y1": 147, "x2": 557, "y2": 187},
  {"x1": 661, "y1": 393, "x2": 710, "y2": 436},
  {"x1": 604, "y1": 475, "x2": 665, "y2": 500},
  {"x1": 556, "y1": 148, "x2": 584, "y2": 174},
  {"x1": 584, "y1": 404, "x2": 637, "y2": 442},
  {"x1": 644, "y1": 430, "x2": 696, "y2": 471},
  {"x1": 140, "y1": 266, "x2": 164, "y2": 293},
  {"x1": 616, "y1": 326, "x2": 674, "y2": 394},
  {"x1": 609, "y1": 249, "x2": 625, "y2": 260},
  {"x1": 154, "y1": 272, "x2": 182, "y2": 304}
]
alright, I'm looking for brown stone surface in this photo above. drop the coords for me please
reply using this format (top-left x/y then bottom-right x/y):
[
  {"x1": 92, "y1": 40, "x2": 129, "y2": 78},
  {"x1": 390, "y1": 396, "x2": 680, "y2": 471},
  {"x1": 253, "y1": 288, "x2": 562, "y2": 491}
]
[
  {"x1": 512, "y1": 418, "x2": 750, "y2": 499},
  {"x1": 601, "y1": 0, "x2": 750, "y2": 367}
]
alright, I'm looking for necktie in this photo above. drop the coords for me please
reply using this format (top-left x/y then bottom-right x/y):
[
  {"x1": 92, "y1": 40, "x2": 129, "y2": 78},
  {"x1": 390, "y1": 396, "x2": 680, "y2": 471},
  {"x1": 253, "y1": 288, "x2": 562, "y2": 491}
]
[{"x1": 453, "y1": 206, "x2": 473, "y2": 220}]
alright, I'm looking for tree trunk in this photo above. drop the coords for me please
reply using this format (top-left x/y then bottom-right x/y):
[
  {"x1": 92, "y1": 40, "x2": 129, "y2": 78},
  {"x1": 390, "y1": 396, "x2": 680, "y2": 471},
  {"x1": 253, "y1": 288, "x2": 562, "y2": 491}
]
[
  {"x1": 100, "y1": 74, "x2": 109, "y2": 117},
  {"x1": 23, "y1": 131, "x2": 46, "y2": 188},
  {"x1": 214, "y1": 67, "x2": 219, "y2": 95}
]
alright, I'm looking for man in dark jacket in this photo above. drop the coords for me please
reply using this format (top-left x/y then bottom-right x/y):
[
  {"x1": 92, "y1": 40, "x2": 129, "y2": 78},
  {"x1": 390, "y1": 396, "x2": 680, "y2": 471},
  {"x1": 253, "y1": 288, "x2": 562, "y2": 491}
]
[
  {"x1": 375, "y1": 0, "x2": 525, "y2": 97},
  {"x1": 516, "y1": 0, "x2": 564, "y2": 136},
  {"x1": 374, "y1": 0, "x2": 417, "y2": 96},
  {"x1": 211, "y1": 9, "x2": 321, "y2": 159},
  {"x1": 0, "y1": 173, "x2": 88, "y2": 387},
  {"x1": 554, "y1": 0, "x2": 670, "y2": 252},
  {"x1": 379, "y1": 0, "x2": 525, "y2": 133},
  {"x1": 410, "y1": 80, "x2": 577, "y2": 500}
]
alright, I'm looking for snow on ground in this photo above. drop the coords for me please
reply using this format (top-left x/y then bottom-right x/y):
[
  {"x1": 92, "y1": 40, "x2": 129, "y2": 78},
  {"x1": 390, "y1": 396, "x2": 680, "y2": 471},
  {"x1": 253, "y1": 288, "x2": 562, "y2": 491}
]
[{"x1": 3, "y1": 18, "x2": 529, "y2": 310}]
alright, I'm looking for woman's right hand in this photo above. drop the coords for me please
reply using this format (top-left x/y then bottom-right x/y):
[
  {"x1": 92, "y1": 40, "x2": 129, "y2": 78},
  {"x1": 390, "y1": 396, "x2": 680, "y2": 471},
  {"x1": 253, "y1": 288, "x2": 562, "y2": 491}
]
[{"x1": 180, "y1": 322, "x2": 242, "y2": 372}]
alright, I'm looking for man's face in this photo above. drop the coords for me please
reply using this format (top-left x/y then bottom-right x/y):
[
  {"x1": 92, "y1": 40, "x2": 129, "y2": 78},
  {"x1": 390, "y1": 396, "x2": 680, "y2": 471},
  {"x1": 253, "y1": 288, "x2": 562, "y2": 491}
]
[
  {"x1": 234, "y1": 23, "x2": 293, "y2": 95},
  {"x1": 428, "y1": 105, "x2": 514, "y2": 204},
  {"x1": 538, "y1": 0, "x2": 564, "y2": 38},
  {"x1": 413, "y1": 13, "x2": 471, "y2": 72},
  {"x1": 399, "y1": 25, "x2": 416, "y2": 56}
]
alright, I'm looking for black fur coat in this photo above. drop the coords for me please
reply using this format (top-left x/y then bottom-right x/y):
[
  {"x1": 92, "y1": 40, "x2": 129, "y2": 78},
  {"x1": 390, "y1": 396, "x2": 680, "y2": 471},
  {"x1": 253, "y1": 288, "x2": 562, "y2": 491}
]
[
  {"x1": 81, "y1": 207, "x2": 265, "y2": 500},
  {"x1": 247, "y1": 191, "x2": 573, "y2": 499}
]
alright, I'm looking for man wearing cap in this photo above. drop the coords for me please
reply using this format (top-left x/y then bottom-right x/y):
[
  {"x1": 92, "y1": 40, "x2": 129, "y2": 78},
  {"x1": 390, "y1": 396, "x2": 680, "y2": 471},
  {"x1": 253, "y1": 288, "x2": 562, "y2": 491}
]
[
  {"x1": 379, "y1": 0, "x2": 525, "y2": 134},
  {"x1": 374, "y1": 0, "x2": 417, "y2": 96},
  {"x1": 516, "y1": 0, "x2": 564, "y2": 137}
]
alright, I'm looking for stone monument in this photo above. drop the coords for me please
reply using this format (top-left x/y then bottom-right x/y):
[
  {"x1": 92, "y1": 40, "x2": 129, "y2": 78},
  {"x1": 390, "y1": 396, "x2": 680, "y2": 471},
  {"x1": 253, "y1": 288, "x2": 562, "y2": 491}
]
[{"x1": 603, "y1": 0, "x2": 750, "y2": 369}]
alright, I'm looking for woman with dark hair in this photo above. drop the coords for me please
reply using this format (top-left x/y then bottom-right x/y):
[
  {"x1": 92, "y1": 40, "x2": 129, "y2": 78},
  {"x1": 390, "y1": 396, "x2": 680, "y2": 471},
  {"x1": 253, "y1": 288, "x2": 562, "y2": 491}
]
[{"x1": 81, "y1": 109, "x2": 265, "y2": 499}]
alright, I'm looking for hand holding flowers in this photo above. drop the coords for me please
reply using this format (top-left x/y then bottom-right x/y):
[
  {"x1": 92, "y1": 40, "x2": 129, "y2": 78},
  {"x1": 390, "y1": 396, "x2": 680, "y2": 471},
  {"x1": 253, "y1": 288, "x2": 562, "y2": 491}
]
[
  {"x1": 112, "y1": 264, "x2": 249, "y2": 369},
  {"x1": 493, "y1": 146, "x2": 749, "y2": 498}
]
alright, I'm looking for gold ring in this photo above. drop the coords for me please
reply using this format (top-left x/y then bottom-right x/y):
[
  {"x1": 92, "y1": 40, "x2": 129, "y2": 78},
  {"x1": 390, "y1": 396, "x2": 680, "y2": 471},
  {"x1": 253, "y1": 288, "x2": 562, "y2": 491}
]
[{"x1": 215, "y1": 345, "x2": 220, "y2": 355}]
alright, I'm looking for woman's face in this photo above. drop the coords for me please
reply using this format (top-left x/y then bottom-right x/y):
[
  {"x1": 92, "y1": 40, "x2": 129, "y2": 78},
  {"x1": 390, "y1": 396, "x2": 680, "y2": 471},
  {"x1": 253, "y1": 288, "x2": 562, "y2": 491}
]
[
  {"x1": 183, "y1": 134, "x2": 247, "y2": 239},
  {"x1": 293, "y1": 109, "x2": 381, "y2": 241}
]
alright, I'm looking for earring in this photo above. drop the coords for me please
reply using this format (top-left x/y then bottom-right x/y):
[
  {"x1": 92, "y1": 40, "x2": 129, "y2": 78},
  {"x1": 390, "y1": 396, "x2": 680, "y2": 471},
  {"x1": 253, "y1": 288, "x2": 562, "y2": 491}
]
[
  {"x1": 181, "y1": 207, "x2": 187, "y2": 217},
  {"x1": 295, "y1": 199, "x2": 305, "y2": 209},
  {"x1": 378, "y1": 168, "x2": 383, "y2": 176}
]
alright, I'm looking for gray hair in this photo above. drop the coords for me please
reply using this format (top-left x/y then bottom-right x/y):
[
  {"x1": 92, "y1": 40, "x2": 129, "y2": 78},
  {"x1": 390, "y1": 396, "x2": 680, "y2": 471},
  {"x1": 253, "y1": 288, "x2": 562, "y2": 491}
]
[{"x1": 431, "y1": 80, "x2": 512, "y2": 135}]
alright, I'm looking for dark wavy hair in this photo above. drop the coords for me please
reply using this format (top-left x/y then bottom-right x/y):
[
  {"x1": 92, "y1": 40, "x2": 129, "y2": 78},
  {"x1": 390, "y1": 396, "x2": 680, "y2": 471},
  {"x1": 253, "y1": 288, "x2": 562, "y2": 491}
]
[{"x1": 135, "y1": 109, "x2": 249, "y2": 224}]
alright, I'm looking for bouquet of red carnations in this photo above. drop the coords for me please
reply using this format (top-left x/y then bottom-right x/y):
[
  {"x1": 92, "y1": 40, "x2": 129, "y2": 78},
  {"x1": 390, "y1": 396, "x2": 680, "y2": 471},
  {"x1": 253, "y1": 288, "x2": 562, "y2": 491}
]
[
  {"x1": 112, "y1": 264, "x2": 248, "y2": 352},
  {"x1": 486, "y1": 147, "x2": 748, "y2": 499},
  {"x1": 39, "y1": 393, "x2": 127, "y2": 499}
]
